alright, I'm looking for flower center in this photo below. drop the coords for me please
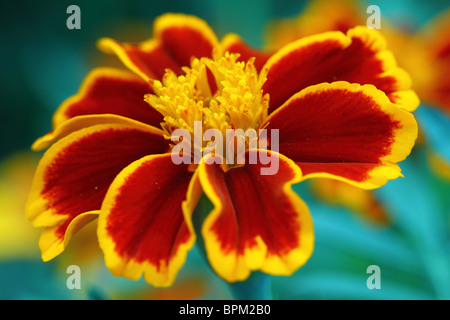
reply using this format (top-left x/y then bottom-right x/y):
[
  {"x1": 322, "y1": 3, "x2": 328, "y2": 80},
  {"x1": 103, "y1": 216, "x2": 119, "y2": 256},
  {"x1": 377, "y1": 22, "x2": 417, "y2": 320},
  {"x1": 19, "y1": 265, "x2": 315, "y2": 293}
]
[{"x1": 144, "y1": 52, "x2": 269, "y2": 152}]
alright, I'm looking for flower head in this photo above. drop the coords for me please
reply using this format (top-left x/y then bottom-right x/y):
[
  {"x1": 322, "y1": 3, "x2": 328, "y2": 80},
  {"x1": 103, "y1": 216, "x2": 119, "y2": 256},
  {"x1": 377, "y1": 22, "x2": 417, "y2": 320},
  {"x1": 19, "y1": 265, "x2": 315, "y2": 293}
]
[{"x1": 27, "y1": 14, "x2": 418, "y2": 287}]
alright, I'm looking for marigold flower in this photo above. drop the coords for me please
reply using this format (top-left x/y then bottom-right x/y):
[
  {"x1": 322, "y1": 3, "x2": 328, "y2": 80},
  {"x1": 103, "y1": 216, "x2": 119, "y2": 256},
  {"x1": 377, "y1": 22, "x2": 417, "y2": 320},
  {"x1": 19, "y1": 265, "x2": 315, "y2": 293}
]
[{"x1": 27, "y1": 13, "x2": 418, "y2": 286}]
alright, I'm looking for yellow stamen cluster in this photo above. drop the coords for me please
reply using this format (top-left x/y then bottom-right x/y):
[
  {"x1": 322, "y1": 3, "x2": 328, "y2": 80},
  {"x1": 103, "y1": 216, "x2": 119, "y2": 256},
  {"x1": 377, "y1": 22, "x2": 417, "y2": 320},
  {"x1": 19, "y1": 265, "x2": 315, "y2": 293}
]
[
  {"x1": 144, "y1": 68, "x2": 204, "y2": 139},
  {"x1": 144, "y1": 52, "x2": 269, "y2": 145}
]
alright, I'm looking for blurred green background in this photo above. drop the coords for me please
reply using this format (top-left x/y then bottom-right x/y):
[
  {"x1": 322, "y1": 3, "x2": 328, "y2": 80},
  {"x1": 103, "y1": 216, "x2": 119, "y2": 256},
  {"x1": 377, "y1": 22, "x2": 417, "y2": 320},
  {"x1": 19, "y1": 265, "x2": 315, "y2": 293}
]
[{"x1": 0, "y1": 0, "x2": 449, "y2": 299}]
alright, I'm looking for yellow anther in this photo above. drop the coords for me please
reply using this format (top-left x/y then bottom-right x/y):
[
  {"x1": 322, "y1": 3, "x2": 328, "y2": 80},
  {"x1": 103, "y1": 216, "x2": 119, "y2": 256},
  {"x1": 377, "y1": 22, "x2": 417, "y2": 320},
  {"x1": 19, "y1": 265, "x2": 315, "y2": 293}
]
[{"x1": 144, "y1": 52, "x2": 269, "y2": 153}]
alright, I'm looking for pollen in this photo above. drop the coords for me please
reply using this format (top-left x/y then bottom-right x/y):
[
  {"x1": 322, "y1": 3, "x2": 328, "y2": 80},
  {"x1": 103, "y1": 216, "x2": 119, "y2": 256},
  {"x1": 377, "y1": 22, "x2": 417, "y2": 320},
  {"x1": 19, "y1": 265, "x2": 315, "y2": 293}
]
[{"x1": 144, "y1": 51, "x2": 269, "y2": 142}]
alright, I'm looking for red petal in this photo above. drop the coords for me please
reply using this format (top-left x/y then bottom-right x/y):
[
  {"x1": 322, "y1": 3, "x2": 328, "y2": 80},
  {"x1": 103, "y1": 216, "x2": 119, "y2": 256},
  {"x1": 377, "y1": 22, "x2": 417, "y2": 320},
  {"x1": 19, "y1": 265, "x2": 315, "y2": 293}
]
[
  {"x1": 97, "y1": 39, "x2": 183, "y2": 81},
  {"x1": 154, "y1": 13, "x2": 218, "y2": 67},
  {"x1": 98, "y1": 154, "x2": 197, "y2": 287},
  {"x1": 26, "y1": 123, "x2": 169, "y2": 259},
  {"x1": 196, "y1": 151, "x2": 314, "y2": 282},
  {"x1": 53, "y1": 68, "x2": 163, "y2": 128},
  {"x1": 221, "y1": 34, "x2": 273, "y2": 72},
  {"x1": 33, "y1": 115, "x2": 164, "y2": 151},
  {"x1": 263, "y1": 82, "x2": 417, "y2": 189},
  {"x1": 263, "y1": 27, "x2": 419, "y2": 113},
  {"x1": 98, "y1": 14, "x2": 218, "y2": 81}
]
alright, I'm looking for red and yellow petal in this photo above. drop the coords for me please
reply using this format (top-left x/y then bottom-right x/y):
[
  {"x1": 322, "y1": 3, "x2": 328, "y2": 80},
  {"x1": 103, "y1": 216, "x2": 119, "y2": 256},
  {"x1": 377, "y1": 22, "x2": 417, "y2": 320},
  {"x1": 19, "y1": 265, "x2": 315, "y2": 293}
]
[
  {"x1": 97, "y1": 38, "x2": 182, "y2": 81},
  {"x1": 98, "y1": 154, "x2": 199, "y2": 287},
  {"x1": 196, "y1": 151, "x2": 314, "y2": 282},
  {"x1": 295, "y1": 162, "x2": 402, "y2": 190},
  {"x1": 221, "y1": 33, "x2": 273, "y2": 72},
  {"x1": 262, "y1": 26, "x2": 419, "y2": 114},
  {"x1": 153, "y1": 13, "x2": 218, "y2": 67},
  {"x1": 32, "y1": 114, "x2": 164, "y2": 151},
  {"x1": 98, "y1": 14, "x2": 218, "y2": 82},
  {"x1": 52, "y1": 67, "x2": 163, "y2": 129},
  {"x1": 26, "y1": 122, "x2": 169, "y2": 260},
  {"x1": 263, "y1": 81, "x2": 418, "y2": 189}
]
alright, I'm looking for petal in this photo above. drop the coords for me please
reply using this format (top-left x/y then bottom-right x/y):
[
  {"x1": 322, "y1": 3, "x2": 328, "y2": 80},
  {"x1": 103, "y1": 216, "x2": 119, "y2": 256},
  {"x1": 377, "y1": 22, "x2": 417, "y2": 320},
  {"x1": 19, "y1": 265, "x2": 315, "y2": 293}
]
[
  {"x1": 263, "y1": 82, "x2": 418, "y2": 189},
  {"x1": 296, "y1": 162, "x2": 402, "y2": 190},
  {"x1": 52, "y1": 67, "x2": 163, "y2": 128},
  {"x1": 196, "y1": 151, "x2": 314, "y2": 282},
  {"x1": 98, "y1": 14, "x2": 218, "y2": 81},
  {"x1": 153, "y1": 13, "x2": 218, "y2": 67},
  {"x1": 97, "y1": 38, "x2": 182, "y2": 81},
  {"x1": 32, "y1": 114, "x2": 164, "y2": 151},
  {"x1": 221, "y1": 33, "x2": 273, "y2": 72},
  {"x1": 262, "y1": 26, "x2": 419, "y2": 114},
  {"x1": 98, "y1": 154, "x2": 198, "y2": 287},
  {"x1": 26, "y1": 122, "x2": 169, "y2": 259}
]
